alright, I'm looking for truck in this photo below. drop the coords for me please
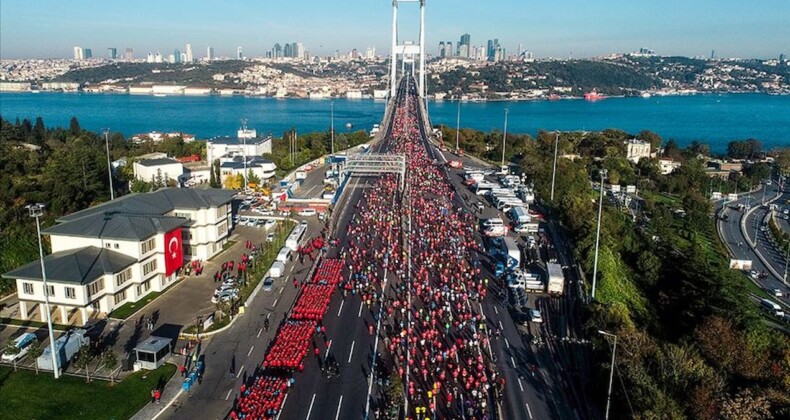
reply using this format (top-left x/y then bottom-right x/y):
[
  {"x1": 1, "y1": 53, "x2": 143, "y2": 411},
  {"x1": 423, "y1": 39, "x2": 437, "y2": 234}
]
[
  {"x1": 506, "y1": 270, "x2": 538, "y2": 289},
  {"x1": 269, "y1": 261, "x2": 286, "y2": 278},
  {"x1": 509, "y1": 206, "x2": 531, "y2": 224},
  {"x1": 504, "y1": 236, "x2": 521, "y2": 269},
  {"x1": 37, "y1": 329, "x2": 90, "y2": 371},
  {"x1": 546, "y1": 262, "x2": 565, "y2": 295}
]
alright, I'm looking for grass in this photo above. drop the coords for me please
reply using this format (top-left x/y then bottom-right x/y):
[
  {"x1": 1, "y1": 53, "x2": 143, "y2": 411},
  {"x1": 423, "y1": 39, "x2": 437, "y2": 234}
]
[
  {"x1": 238, "y1": 221, "x2": 295, "y2": 303},
  {"x1": 108, "y1": 281, "x2": 179, "y2": 320},
  {"x1": 182, "y1": 313, "x2": 231, "y2": 334},
  {"x1": 0, "y1": 363, "x2": 176, "y2": 420},
  {"x1": 0, "y1": 317, "x2": 70, "y2": 331}
]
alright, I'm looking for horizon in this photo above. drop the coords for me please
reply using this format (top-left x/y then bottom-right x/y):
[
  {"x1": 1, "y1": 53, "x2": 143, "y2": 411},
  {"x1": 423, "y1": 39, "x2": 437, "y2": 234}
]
[{"x1": 1, "y1": 0, "x2": 788, "y2": 60}]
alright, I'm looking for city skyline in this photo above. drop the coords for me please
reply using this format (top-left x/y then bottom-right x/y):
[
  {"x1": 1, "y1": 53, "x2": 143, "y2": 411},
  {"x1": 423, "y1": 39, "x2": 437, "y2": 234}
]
[{"x1": 1, "y1": 0, "x2": 789, "y2": 60}]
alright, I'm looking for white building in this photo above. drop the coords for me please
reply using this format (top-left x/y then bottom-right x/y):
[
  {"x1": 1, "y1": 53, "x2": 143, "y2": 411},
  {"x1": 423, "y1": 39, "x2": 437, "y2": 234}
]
[
  {"x1": 219, "y1": 155, "x2": 277, "y2": 182},
  {"x1": 659, "y1": 158, "x2": 682, "y2": 175},
  {"x1": 624, "y1": 139, "x2": 653, "y2": 163},
  {"x1": 73, "y1": 46, "x2": 84, "y2": 61},
  {"x1": 133, "y1": 158, "x2": 184, "y2": 183},
  {"x1": 206, "y1": 133, "x2": 273, "y2": 164},
  {"x1": 2, "y1": 188, "x2": 235, "y2": 325}
]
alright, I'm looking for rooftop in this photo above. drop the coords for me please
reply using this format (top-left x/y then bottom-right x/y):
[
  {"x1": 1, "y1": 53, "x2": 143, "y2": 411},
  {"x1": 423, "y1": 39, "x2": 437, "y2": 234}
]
[
  {"x1": 208, "y1": 136, "x2": 271, "y2": 145},
  {"x1": 136, "y1": 158, "x2": 181, "y2": 167},
  {"x1": 45, "y1": 212, "x2": 187, "y2": 241},
  {"x1": 134, "y1": 335, "x2": 172, "y2": 353},
  {"x1": 2, "y1": 246, "x2": 137, "y2": 284}
]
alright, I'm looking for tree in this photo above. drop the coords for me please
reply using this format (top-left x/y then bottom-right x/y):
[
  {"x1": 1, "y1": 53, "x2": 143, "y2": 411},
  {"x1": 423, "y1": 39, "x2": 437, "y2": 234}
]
[
  {"x1": 3, "y1": 340, "x2": 21, "y2": 371},
  {"x1": 663, "y1": 139, "x2": 681, "y2": 160},
  {"x1": 727, "y1": 139, "x2": 762, "y2": 160},
  {"x1": 130, "y1": 179, "x2": 152, "y2": 193},
  {"x1": 101, "y1": 350, "x2": 119, "y2": 384},
  {"x1": 209, "y1": 162, "x2": 217, "y2": 187},
  {"x1": 26, "y1": 340, "x2": 43, "y2": 374},
  {"x1": 775, "y1": 148, "x2": 790, "y2": 176},
  {"x1": 74, "y1": 343, "x2": 93, "y2": 382},
  {"x1": 247, "y1": 169, "x2": 261, "y2": 186},
  {"x1": 69, "y1": 116, "x2": 81, "y2": 137},
  {"x1": 636, "y1": 130, "x2": 663, "y2": 151},
  {"x1": 719, "y1": 389, "x2": 771, "y2": 420}
]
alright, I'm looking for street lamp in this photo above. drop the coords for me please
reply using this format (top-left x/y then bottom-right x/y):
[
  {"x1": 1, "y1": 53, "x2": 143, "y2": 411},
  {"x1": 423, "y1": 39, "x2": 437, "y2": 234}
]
[
  {"x1": 550, "y1": 131, "x2": 559, "y2": 201},
  {"x1": 330, "y1": 101, "x2": 335, "y2": 155},
  {"x1": 598, "y1": 330, "x2": 617, "y2": 420},
  {"x1": 501, "y1": 108, "x2": 509, "y2": 167},
  {"x1": 27, "y1": 203, "x2": 60, "y2": 379},
  {"x1": 783, "y1": 240, "x2": 789, "y2": 286},
  {"x1": 241, "y1": 119, "x2": 248, "y2": 193},
  {"x1": 103, "y1": 128, "x2": 114, "y2": 200},
  {"x1": 591, "y1": 169, "x2": 608, "y2": 300}
]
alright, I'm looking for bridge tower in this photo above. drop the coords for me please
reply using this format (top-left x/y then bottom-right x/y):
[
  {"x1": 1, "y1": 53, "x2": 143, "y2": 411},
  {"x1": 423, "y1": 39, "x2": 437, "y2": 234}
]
[{"x1": 389, "y1": 0, "x2": 426, "y2": 99}]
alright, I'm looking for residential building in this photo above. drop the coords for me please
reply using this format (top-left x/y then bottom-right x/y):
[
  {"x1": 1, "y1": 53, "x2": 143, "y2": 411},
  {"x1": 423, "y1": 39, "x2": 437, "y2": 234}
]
[
  {"x1": 2, "y1": 188, "x2": 235, "y2": 325},
  {"x1": 219, "y1": 155, "x2": 277, "y2": 182},
  {"x1": 624, "y1": 139, "x2": 652, "y2": 163},
  {"x1": 133, "y1": 158, "x2": 185, "y2": 184},
  {"x1": 206, "y1": 132, "x2": 273, "y2": 164},
  {"x1": 206, "y1": 46, "x2": 214, "y2": 61},
  {"x1": 73, "y1": 46, "x2": 83, "y2": 60},
  {"x1": 185, "y1": 43, "x2": 193, "y2": 63},
  {"x1": 658, "y1": 158, "x2": 682, "y2": 175}
]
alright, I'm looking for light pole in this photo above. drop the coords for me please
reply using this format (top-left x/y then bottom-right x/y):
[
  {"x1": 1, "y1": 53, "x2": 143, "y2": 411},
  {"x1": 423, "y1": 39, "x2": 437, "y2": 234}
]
[
  {"x1": 783, "y1": 240, "x2": 789, "y2": 286},
  {"x1": 103, "y1": 128, "x2": 114, "y2": 200},
  {"x1": 591, "y1": 169, "x2": 607, "y2": 300},
  {"x1": 550, "y1": 131, "x2": 559, "y2": 201},
  {"x1": 240, "y1": 119, "x2": 248, "y2": 193},
  {"x1": 330, "y1": 101, "x2": 335, "y2": 155},
  {"x1": 455, "y1": 99, "x2": 461, "y2": 153},
  {"x1": 27, "y1": 204, "x2": 60, "y2": 379},
  {"x1": 598, "y1": 330, "x2": 617, "y2": 420},
  {"x1": 501, "y1": 108, "x2": 509, "y2": 167}
]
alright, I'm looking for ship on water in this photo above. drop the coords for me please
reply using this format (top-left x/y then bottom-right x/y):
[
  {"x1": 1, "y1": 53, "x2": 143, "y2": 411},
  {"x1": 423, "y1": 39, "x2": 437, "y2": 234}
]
[{"x1": 584, "y1": 90, "x2": 606, "y2": 101}]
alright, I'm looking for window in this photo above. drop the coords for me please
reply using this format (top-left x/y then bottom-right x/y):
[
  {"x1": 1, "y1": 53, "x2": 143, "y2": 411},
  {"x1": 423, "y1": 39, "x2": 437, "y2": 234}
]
[
  {"x1": 114, "y1": 243, "x2": 120, "y2": 249},
  {"x1": 175, "y1": 212, "x2": 191, "y2": 220},
  {"x1": 46, "y1": 285, "x2": 55, "y2": 297},
  {"x1": 142, "y1": 280, "x2": 151, "y2": 292},
  {"x1": 217, "y1": 223, "x2": 228, "y2": 237},
  {"x1": 181, "y1": 230, "x2": 193, "y2": 241},
  {"x1": 143, "y1": 259, "x2": 158, "y2": 276},
  {"x1": 105, "y1": 242, "x2": 111, "y2": 248},
  {"x1": 216, "y1": 205, "x2": 226, "y2": 219},
  {"x1": 65, "y1": 287, "x2": 76, "y2": 299},
  {"x1": 190, "y1": 246, "x2": 198, "y2": 256},
  {"x1": 116, "y1": 267, "x2": 132, "y2": 287},
  {"x1": 88, "y1": 278, "x2": 105, "y2": 296},
  {"x1": 141, "y1": 237, "x2": 156, "y2": 254},
  {"x1": 22, "y1": 282, "x2": 34, "y2": 295},
  {"x1": 113, "y1": 289, "x2": 127, "y2": 305}
]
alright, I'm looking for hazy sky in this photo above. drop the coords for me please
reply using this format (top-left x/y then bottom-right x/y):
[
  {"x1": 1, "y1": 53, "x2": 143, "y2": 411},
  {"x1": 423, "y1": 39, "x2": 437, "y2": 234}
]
[{"x1": 1, "y1": 0, "x2": 787, "y2": 59}]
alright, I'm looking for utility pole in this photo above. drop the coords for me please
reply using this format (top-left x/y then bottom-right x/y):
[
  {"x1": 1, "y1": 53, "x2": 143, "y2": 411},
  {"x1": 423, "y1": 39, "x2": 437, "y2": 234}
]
[
  {"x1": 591, "y1": 169, "x2": 607, "y2": 300},
  {"x1": 501, "y1": 108, "x2": 509, "y2": 167},
  {"x1": 103, "y1": 129, "x2": 114, "y2": 200},
  {"x1": 241, "y1": 119, "x2": 248, "y2": 193},
  {"x1": 550, "y1": 131, "x2": 559, "y2": 201},
  {"x1": 28, "y1": 204, "x2": 60, "y2": 379},
  {"x1": 598, "y1": 330, "x2": 618, "y2": 420},
  {"x1": 455, "y1": 99, "x2": 461, "y2": 153},
  {"x1": 330, "y1": 101, "x2": 335, "y2": 155},
  {"x1": 783, "y1": 240, "x2": 789, "y2": 287}
]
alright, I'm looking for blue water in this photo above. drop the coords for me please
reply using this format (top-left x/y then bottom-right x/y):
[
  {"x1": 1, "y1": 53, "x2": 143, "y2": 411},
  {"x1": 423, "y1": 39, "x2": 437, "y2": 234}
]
[{"x1": 1, "y1": 92, "x2": 788, "y2": 152}]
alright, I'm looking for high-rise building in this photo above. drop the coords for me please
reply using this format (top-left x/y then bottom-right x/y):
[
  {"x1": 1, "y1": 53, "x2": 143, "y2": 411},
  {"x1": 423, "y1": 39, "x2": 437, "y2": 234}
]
[
  {"x1": 146, "y1": 52, "x2": 155, "y2": 63},
  {"x1": 779, "y1": 53, "x2": 785, "y2": 63},
  {"x1": 173, "y1": 49, "x2": 181, "y2": 63},
  {"x1": 73, "y1": 46, "x2": 83, "y2": 60},
  {"x1": 83, "y1": 48, "x2": 92, "y2": 59},
  {"x1": 237, "y1": 46, "x2": 243, "y2": 60},
  {"x1": 154, "y1": 52, "x2": 163, "y2": 63},
  {"x1": 125, "y1": 48, "x2": 134, "y2": 61},
  {"x1": 438, "y1": 42, "x2": 445, "y2": 57},
  {"x1": 290, "y1": 43, "x2": 298, "y2": 58},
  {"x1": 445, "y1": 42, "x2": 453, "y2": 57},
  {"x1": 365, "y1": 47, "x2": 376, "y2": 60},
  {"x1": 206, "y1": 46, "x2": 215, "y2": 61},
  {"x1": 295, "y1": 43, "x2": 305, "y2": 60},
  {"x1": 458, "y1": 44, "x2": 469, "y2": 58},
  {"x1": 486, "y1": 39, "x2": 500, "y2": 61},
  {"x1": 273, "y1": 43, "x2": 282, "y2": 58},
  {"x1": 459, "y1": 33, "x2": 471, "y2": 58},
  {"x1": 108, "y1": 47, "x2": 117, "y2": 59},
  {"x1": 710, "y1": 49, "x2": 716, "y2": 60},
  {"x1": 283, "y1": 43, "x2": 292, "y2": 58},
  {"x1": 185, "y1": 44, "x2": 193, "y2": 63}
]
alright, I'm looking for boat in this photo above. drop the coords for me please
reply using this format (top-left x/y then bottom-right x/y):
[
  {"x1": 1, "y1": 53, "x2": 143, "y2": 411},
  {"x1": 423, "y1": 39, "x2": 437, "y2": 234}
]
[
  {"x1": 345, "y1": 122, "x2": 353, "y2": 129},
  {"x1": 584, "y1": 90, "x2": 606, "y2": 101},
  {"x1": 548, "y1": 94, "x2": 560, "y2": 101},
  {"x1": 153, "y1": 93, "x2": 166, "y2": 97},
  {"x1": 640, "y1": 92, "x2": 652, "y2": 98}
]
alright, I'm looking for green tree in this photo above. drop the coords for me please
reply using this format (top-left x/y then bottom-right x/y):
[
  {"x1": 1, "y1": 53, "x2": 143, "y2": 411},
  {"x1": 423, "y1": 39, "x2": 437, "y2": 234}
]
[
  {"x1": 26, "y1": 340, "x2": 43, "y2": 374},
  {"x1": 74, "y1": 343, "x2": 93, "y2": 382},
  {"x1": 247, "y1": 169, "x2": 261, "y2": 186},
  {"x1": 3, "y1": 340, "x2": 21, "y2": 371},
  {"x1": 69, "y1": 116, "x2": 81, "y2": 137},
  {"x1": 101, "y1": 350, "x2": 119, "y2": 384}
]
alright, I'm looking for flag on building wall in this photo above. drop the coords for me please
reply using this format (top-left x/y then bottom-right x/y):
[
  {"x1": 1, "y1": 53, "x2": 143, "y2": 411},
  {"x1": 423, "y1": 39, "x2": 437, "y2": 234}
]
[{"x1": 164, "y1": 227, "x2": 183, "y2": 276}]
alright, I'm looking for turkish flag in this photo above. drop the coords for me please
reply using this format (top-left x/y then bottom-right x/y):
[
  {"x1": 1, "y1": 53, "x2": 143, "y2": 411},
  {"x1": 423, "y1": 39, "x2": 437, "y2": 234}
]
[{"x1": 164, "y1": 227, "x2": 183, "y2": 276}]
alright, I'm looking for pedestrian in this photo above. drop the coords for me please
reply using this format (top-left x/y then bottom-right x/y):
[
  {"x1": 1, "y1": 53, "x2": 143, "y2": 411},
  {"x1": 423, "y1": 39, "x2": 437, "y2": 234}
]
[
  {"x1": 154, "y1": 389, "x2": 161, "y2": 404},
  {"x1": 180, "y1": 364, "x2": 186, "y2": 377},
  {"x1": 150, "y1": 388, "x2": 156, "y2": 404}
]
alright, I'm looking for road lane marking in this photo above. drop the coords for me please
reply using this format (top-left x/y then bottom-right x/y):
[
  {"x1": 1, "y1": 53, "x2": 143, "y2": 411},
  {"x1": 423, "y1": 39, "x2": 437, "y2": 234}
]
[
  {"x1": 334, "y1": 395, "x2": 344, "y2": 420},
  {"x1": 348, "y1": 340, "x2": 356, "y2": 363},
  {"x1": 257, "y1": 328, "x2": 263, "y2": 338},
  {"x1": 325, "y1": 340, "x2": 333, "y2": 359},
  {"x1": 498, "y1": 320, "x2": 504, "y2": 330},
  {"x1": 526, "y1": 403, "x2": 533, "y2": 419},
  {"x1": 236, "y1": 365, "x2": 244, "y2": 378},
  {"x1": 518, "y1": 377, "x2": 524, "y2": 392},
  {"x1": 267, "y1": 313, "x2": 271, "y2": 319},
  {"x1": 511, "y1": 357, "x2": 517, "y2": 369},
  {"x1": 247, "y1": 346, "x2": 255, "y2": 357},
  {"x1": 504, "y1": 338, "x2": 510, "y2": 349},
  {"x1": 305, "y1": 393, "x2": 317, "y2": 420},
  {"x1": 337, "y1": 300, "x2": 345, "y2": 317},
  {"x1": 276, "y1": 394, "x2": 288, "y2": 420},
  {"x1": 279, "y1": 286, "x2": 284, "y2": 295},
  {"x1": 225, "y1": 389, "x2": 233, "y2": 401},
  {"x1": 494, "y1": 306, "x2": 499, "y2": 315},
  {"x1": 358, "y1": 302, "x2": 363, "y2": 317},
  {"x1": 273, "y1": 298, "x2": 279, "y2": 307}
]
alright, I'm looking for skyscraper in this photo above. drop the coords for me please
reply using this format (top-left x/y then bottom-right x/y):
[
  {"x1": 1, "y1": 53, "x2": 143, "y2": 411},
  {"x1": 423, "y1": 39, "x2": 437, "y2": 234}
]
[
  {"x1": 459, "y1": 33, "x2": 471, "y2": 58},
  {"x1": 174, "y1": 49, "x2": 182, "y2": 63},
  {"x1": 291, "y1": 43, "x2": 298, "y2": 58},
  {"x1": 237, "y1": 46, "x2": 243, "y2": 60},
  {"x1": 438, "y1": 42, "x2": 445, "y2": 57},
  {"x1": 185, "y1": 44, "x2": 193, "y2": 63},
  {"x1": 73, "y1": 46, "x2": 83, "y2": 60},
  {"x1": 283, "y1": 43, "x2": 292, "y2": 58},
  {"x1": 445, "y1": 42, "x2": 453, "y2": 57},
  {"x1": 295, "y1": 43, "x2": 305, "y2": 60},
  {"x1": 486, "y1": 39, "x2": 500, "y2": 61},
  {"x1": 206, "y1": 46, "x2": 214, "y2": 61},
  {"x1": 780, "y1": 53, "x2": 786, "y2": 63},
  {"x1": 108, "y1": 47, "x2": 117, "y2": 59},
  {"x1": 125, "y1": 48, "x2": 134, "y2": 61},
  {"x1": 83, "y1": 48, "x2": 92, "y2": 59},
  {"x1": 273, "y1": 43, "x2": 282, "y2": 58}
]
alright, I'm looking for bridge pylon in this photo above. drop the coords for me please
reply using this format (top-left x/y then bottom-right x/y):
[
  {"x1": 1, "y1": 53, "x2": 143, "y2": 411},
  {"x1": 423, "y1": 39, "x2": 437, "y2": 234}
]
[{"x1": 389, "y1": 0, "x2": 426, "y2": 100}]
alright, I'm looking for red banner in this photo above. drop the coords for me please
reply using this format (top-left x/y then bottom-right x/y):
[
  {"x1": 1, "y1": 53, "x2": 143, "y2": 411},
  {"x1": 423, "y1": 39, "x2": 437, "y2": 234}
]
[{"x1": 163, "y1": 227, "x2": 183, "y2": 276}]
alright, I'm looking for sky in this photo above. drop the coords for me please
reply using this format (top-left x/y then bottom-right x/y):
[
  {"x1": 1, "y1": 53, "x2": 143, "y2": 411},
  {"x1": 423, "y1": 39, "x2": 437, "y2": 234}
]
[{"x1": 0, "y1": 0, "x2": 788, "y2": 60}]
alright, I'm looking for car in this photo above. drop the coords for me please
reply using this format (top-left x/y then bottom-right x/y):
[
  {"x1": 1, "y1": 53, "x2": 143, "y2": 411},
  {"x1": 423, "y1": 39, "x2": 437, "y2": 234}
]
[
  {"x1": 260, "y1": 210, "x2": 274, "y2": 216},
  {"x1": 772, "y1": 289, "x2": 783, "y2": 297},
  {"x1": 298, "y1": 208, "x2": 317, "y2": 217},
  {"x1": 280, "y1": 210, "x2": 290, "y2": 217},
  {"x1": 750, "y1": 270, "x2": 759, "y2": 279},
  {"x1": 211, "y1": 290, "x2": 238, "y2": 304},
  {"x1": 529, "y1": 309, "x2": 543, "y2": 323},
  {"x1": 264, "y1": 219, "x2": 276, "y2": 230},
  {"x1": 318, "y1": 213, "x2": 326, "y2": 221},
  {"x1": 300, "y1": 220, "x2": 308, "y2": 227},
  {"x1": 267, "y1": 232, "x2": 275, "y2": 242},
  {"x1": 475, "y1": 202, "x2": 485, "y2": 211},
  {"x1": 239, "y1": 216, "x2": 249, "y2": 225},
  {"x1": 262, "y1": 277, "x2": 274, "y2": 292},
  {"x1": 1, "y1": 333, "x2": 37, "y2": 362}
]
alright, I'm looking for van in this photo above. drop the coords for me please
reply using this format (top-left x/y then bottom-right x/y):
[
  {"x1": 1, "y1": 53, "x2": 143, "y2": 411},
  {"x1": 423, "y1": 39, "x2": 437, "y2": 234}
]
[
  {"x1": 761, "y1": 299, "x2": 785, "y2": 317},
  {"x1": 276, "y1": 247, "x2": 291, "y2": 263},
  {"x1": 482, "y1": 218, "x2": 504, "y2": 228},
  {"x1": 1, "y1": 333, "x2": 37, "y2": 362},
  {"x1": 298, "y1": 208, "x2": 317, "y2": 217}
]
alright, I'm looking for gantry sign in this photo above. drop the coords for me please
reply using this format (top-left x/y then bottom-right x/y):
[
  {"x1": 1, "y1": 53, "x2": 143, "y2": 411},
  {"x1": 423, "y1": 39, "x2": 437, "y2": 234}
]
[
  {"x1": 390, "y1": 0, "x2": 426, "y2": 99},
  {"x1": 344, "y1": 154, "x2": 406, "y2": 191}
]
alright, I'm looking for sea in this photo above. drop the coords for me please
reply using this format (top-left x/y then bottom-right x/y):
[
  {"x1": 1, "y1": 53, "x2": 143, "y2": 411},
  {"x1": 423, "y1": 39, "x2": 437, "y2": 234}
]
[{"x1": 1, "y1": 92, "x2": 788, "y2": 153}]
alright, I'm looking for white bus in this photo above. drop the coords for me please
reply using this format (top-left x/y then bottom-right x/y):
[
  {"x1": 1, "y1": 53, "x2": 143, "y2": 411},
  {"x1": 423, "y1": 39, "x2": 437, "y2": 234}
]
[{"x1": 285, "y1": 224, "x2": 307, "y2": 251}]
